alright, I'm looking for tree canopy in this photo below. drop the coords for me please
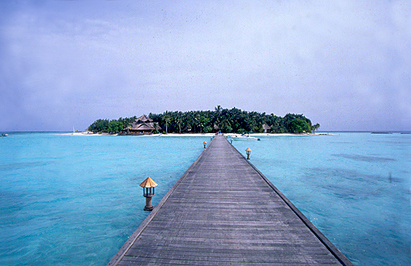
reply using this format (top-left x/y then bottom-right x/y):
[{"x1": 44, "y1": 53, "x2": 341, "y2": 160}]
[{"x1": 87, "y1": 106, "x2": 319, "y2": 134}]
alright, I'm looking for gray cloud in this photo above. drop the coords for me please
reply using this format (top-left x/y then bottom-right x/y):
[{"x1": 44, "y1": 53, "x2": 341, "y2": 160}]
[{"x1": 1, "y1": 0, "x2": 410, "y2": 131}]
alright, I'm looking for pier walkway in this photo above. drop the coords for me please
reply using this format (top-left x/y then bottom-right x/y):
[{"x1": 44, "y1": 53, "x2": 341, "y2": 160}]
[{"x1": 108, "y1": 135, "x2": 352, "y2": 265}]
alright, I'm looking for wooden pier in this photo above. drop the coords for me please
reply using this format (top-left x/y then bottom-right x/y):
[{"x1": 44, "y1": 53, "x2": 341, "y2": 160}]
[{"x1": 108, "y1": 135, "x2": 352, "y2": 265}]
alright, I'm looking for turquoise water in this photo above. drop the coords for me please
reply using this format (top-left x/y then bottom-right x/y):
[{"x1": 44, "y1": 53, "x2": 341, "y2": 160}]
[
  {"x1": 0, "y1": 133, "x2": 410, "y2": 265},
  {"x1": 0, "y1": 133, "x2": 205, "y2": 265},
  {"x1": 232, "y1": 133, "x2": 411, "y2": 265}
]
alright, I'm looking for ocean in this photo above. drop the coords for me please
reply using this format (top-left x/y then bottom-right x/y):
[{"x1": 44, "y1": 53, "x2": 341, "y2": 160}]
[{"x1": 0, "y1": 132, "x2": 410, "y2": 265}]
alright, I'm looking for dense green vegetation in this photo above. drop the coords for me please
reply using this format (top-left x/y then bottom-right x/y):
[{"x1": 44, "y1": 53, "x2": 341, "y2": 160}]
[
  {"x1": 88, "y1": 117, "x2": 135, "y2": 134},
  {"x1": 87, "y1": 106, "x2": 320, "y2": 134}
]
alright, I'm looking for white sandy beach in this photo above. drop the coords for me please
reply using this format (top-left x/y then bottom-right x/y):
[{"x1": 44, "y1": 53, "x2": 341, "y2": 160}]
[{"x1": 63, "y1": 132, "x2": 321, "y2": 137}]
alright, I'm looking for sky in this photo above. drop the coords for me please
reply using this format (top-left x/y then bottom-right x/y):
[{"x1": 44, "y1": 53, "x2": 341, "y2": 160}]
[{"x1": 1, "y1": 0, "x2": 410, "y2": 132}]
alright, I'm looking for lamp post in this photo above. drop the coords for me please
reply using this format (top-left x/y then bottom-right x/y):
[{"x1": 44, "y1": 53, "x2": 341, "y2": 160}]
[
  {"x1": 140, "y1": 177, "x2": 158, "y2": 211},
  {"x1": 203, "y1": 141, "x2": 207, "y2": 149},
  {"x1": 245, "y1": 148, "x2": 251, "y2": 160}
]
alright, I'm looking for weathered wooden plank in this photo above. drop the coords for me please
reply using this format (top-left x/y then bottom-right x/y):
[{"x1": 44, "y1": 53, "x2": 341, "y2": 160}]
[{"x1": 108, "y1": 135, "x2": 352, "y2": 266}]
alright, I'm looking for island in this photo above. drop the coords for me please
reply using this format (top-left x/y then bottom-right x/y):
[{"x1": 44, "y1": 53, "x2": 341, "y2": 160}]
[{"x1": 87, "y1": 106, "x2": 320, "y2": 135}]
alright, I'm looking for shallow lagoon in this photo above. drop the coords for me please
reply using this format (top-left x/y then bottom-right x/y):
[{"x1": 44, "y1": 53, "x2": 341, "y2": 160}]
[
  {"x1": 0, "y1": 134, "x2": 204, "y2": 265},
  {"x1": 232, "y1": 133, "x2": 411, "y2": 265},
  {"x1": 0, "y1": 132, "x2": 410, "y2": 265}
]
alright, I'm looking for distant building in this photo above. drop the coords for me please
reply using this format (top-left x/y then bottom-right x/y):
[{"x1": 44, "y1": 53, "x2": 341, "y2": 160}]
[
  {"x1": 123, "y1": 115, "x2": 161, "y2": 135},
  {"x1": 262, "y1": 124, "x2": 271, "y2": 133}
]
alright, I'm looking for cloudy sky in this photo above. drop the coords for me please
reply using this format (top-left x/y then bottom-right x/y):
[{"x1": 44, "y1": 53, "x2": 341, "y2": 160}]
[{"x1": 1, "y1": 0, "x2": 410, "y2": 131}]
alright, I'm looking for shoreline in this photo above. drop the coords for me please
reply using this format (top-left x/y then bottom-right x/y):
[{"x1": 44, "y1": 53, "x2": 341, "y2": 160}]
[{"x1": 62, "y1": 132, "x2": 323, "y2": 137}]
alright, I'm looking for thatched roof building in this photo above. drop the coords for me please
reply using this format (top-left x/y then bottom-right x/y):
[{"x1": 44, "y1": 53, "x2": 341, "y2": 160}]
[
  {"x1": 123, "y1": 115, "x2": 161, "y2": 135},
  {"x1": 262, "y1": 124, "x2": 271, "y2": 133}
]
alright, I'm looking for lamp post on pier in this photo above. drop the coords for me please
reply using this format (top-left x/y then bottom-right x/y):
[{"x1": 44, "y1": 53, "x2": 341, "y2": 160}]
[
  {"x1": 245, "y1": 148, "x2": 251, "y2": 160},
  {"x1": 140, "y1": 177, "x2": 158, "y2": 211}
]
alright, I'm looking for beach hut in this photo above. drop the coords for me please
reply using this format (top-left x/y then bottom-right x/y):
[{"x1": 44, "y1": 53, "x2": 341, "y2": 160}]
[
  {"x1": 262, "y1": 124, "x2": 271, "y2": 133},
  {"x1": 123, "y1": 115, "x2": 161, "y2": 135}
]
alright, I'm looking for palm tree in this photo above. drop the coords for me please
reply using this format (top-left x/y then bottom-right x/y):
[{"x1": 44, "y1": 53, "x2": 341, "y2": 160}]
[
  {"x1": 163, "y1": 113, "x2": 171, "y2": 134},
  {"x1": 176, "y1": 113, "x2": 183, "y2": 133}
]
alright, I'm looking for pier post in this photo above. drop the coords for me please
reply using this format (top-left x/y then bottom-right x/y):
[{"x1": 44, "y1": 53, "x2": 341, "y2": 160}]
[
  {"x1": 246, "y1": 148, "x2": 251, "y2": 160},
  {"x1": 139, "y1": 177, "x2": 158, "y2": 211},
  {"x1": 144, "y1": 196, "x2": 153, "y2": 211}
]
